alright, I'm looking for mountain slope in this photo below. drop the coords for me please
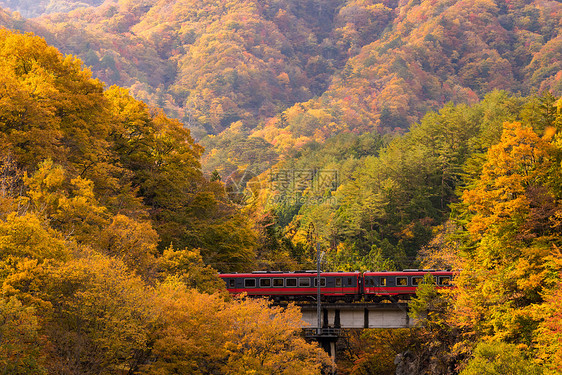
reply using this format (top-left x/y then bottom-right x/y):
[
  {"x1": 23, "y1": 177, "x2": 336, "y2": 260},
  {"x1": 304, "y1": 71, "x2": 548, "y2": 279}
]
[
  {"x1": 256, "y1": 0, "x2": 562, "y2": 150},
  {"x1": 0, "y1": 0, "x2": 105, "y2": 18},
  {"x1": 1, "y1": 0, "x2": 558, "y2": 147},
  {"x1": 23, "y1": 0, "x2": 350, "y2": 138}
]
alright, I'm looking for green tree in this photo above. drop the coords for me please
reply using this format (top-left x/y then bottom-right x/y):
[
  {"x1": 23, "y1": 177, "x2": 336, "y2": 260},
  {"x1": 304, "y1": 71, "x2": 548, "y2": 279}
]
[
  {"x1": 460, "y1": 342, "x2": 543, "y2": 375},
  {"x1": 105, "y1": 87, "x2": 257, "y2": 271}
]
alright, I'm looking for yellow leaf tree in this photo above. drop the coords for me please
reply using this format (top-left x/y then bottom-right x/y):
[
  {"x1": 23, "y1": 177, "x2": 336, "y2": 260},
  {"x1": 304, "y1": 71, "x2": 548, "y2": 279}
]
[
  {"x1": 455, "y1": 121, "x2": 562, "y2": 346},
  {"x1": 144, "y1": 281, "x2": 332, "y2": 375}
]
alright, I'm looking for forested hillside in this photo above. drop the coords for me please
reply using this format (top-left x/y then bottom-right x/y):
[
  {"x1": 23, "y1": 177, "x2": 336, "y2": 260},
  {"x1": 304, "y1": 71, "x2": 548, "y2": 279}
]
[
  {"x1": 1, "y1": 0, "x2": 560, "y2": 142},
  {"x1": 2, "y1": 0, "x2": 555, "y2": 270},
  {"x1": 0, "y1": 29, "x2": 332, "y2": 373},
  {"x1": 1, "y1": 0, "x2": 562, "y2": 373},
  {"x1": 0, "y1": 0, "x2": 105, "y2": 18}
]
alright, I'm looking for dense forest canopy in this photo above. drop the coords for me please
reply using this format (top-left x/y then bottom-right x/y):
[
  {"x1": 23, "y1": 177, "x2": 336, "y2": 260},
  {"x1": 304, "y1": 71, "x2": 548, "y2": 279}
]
[
  {"x1": 1, "y1": 0, "x2": 560, "y2": 143},
  {"x1": 0, "y1": 0, "x2": 105, "y2": 18},
  {"x1": 0, "y1": 0, "x2": 562, "y2": 373},
  {"x1": 0, "y1": 28, "x2": 332, "y2": 373}
]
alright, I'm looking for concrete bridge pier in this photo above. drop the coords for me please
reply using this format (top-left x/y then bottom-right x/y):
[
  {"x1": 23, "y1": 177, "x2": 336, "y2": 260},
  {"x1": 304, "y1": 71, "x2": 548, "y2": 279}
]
[
  {"x1": 300, "y1": 302, "x2": 415, "y2": 373},
  {"x1": 304, "y1": 328, "x2": 339, "y2": 374}
]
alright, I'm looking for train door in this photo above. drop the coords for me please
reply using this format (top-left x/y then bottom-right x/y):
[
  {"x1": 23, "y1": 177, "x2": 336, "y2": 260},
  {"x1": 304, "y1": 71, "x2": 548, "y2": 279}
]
[
  {"x1": 324, "y1": 276, "x2": 336, "y2": 299},
  {"x1": 345, "y1": 275, "x2": 357, "y2": 301},
  {"x1": 382, "y1": 276, "x2": 394, "y2": 295},
  {"x1": 345, "y1": 276, "x2": 355, "y2": 291},
  {"x1": 335, "y1": 276, "x2": 343, "y2": 295},
  {"x1": 227, "y1": 278, "x2": 236, "y2": 292}
]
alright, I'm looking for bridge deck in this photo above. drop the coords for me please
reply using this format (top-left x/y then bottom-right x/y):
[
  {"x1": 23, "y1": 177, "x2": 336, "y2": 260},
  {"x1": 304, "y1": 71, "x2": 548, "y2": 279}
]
[{"x1": 295, "y1": 302, "x2": 415, "y2": 329}]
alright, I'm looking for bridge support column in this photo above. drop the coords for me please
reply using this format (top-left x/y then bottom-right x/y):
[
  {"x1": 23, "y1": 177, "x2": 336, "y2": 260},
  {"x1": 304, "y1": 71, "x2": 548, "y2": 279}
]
[
  {"x1": 334, "y1": 309, "x2": 341, "y2": 328},
  {"x1": 323, "y1": 308, "x2": 329, "y2": 328}
]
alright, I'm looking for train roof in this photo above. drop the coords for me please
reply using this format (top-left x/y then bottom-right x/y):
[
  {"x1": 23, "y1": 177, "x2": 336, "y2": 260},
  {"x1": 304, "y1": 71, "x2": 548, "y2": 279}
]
[
  {"x1": 219, "y1": 270, "x2": 454, "y2": 278},
  {"x1": 219, "y1": 271, "x2": 361, "y2": 278},
  {"x1": 363, "y1": 270, "x2": 453, "y2": 275}
]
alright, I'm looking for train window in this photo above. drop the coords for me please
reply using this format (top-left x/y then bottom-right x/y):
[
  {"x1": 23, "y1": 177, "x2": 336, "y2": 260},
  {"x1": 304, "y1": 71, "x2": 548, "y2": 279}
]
[
  {"x1": 314, "y1": 278, "x2": 326, "y2": 287},
  {"x1": 412, "y1": 277, "x2": 423, "y2": 286},
  {"x1": 380, "y1": 277, "x2": 387, "y2": 286},
  {"x1": 347, "y1": 277, "x2": 353, "y2": 285},
  {"x1": 286, "y1": 278, "x2": 297, "y2": 287},
  {"x1": 439, "y1": 276, "x2": 451, "y2": 286},
  {"x1": 229, "y1": 279, "x2": 235, "y2": 288},
  {"x1": 365, "y1": 278, "x2": 374, "y2": 287},
  {"x1": 335, "y1": 278, "x2": 342, "y2": 287},
  {"x1": 273, "y1": 278, "x2": 284, "y2": 287},
  {"x1": 396, "y1": 277, "x2": 408, "y2": 286},
  {"x1": 299, "y1": 278, "x2": 311, "y2": 287},
  {"x1": 259, "y1": 278, "x2": 271, "y2": 287},
  {"x1": 244, "y1": 279, "x2": 256, "y2": 288}
]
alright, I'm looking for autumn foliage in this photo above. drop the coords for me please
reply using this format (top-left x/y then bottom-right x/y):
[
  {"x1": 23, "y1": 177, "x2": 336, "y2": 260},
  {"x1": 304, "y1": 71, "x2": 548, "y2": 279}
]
[
  {"x1": 0, "y1": 0, "x2": 561, "y2": 372},
  {"x1": 0, "y1": 29, "x2": 329, "y2": 374}
]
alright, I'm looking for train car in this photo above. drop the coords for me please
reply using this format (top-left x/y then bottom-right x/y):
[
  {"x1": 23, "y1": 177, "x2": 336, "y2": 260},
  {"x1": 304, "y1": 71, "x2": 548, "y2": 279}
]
[
  {"x1": 220, "y1": 271, "x2": 362, "y2": 302},
  {"x1": 363, "y1": 270, "x2": 454, "y2": 301}
]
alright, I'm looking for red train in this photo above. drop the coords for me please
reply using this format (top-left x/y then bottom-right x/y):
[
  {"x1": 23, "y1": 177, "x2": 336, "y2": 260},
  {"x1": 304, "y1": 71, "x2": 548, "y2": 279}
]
[{"x1": 220, "y1": 270, "x2": 453, "y2": 302}]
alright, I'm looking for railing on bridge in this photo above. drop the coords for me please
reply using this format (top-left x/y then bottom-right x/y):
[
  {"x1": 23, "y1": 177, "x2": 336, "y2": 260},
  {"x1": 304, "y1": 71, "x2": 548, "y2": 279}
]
[{"x1": 303, "y1": 327, "x2": 341, "y2": 338}]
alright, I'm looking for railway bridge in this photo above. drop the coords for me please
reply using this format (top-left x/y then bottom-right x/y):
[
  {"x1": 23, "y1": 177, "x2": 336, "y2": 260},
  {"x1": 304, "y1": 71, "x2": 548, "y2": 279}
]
[{"x1": 293, "y1": 301, "x2": 417, "y2": 368}]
